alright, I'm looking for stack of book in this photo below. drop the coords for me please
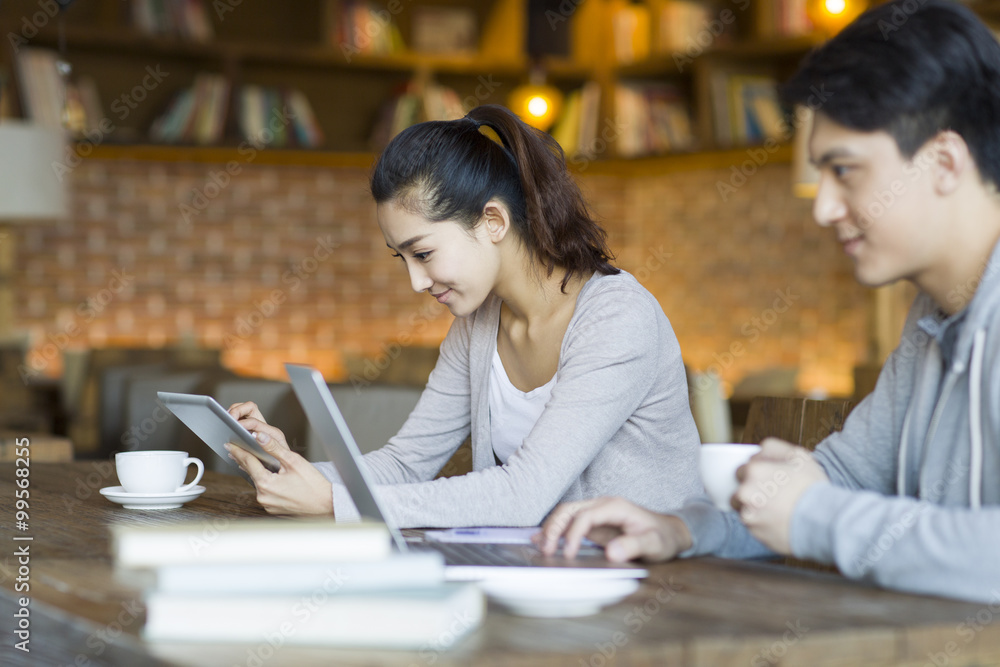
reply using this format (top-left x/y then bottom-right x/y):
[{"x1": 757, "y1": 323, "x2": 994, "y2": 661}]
[
  {"x1": 614, "y1": 82, "x2": 696, "y2": 157},
  {"x1": 112, "y1": 518, "x2": 484, "y2": 648},
  {"x1": 710, "y1": 72, "x2": 786, "y2": 146},
  {"x1": 130, "y1": 0, "x2": 215, "y2": 42}
]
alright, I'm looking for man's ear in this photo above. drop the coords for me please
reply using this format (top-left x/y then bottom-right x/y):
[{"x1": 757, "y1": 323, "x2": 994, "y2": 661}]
[
  {"x1": 481, "y1": 200, "x2": 511, "y2": 243},
  {"x1": 929, "y1": 130, "x2": 971, "y2": 196}
]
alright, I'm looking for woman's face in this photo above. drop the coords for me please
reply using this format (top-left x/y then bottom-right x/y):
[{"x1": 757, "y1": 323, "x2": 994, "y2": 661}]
[{"x1": 377, "y1": 201, "x2": 501, "y2": 317}]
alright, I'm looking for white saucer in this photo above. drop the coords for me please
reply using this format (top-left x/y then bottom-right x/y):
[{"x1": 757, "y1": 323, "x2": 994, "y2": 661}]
[
  {"x1": 478, "y1": 577, "x2": 640, "y2": 618},
  {"x1": 99, "y1": 486, "x2": 206, "y2": 510}
]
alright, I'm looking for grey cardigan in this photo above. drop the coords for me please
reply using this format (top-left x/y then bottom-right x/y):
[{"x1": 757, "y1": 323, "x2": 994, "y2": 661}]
[
  {"x1": 675, "y1": 240, "x2": 1000, "y2": 603},
  {"x1": 316, "y1": 270, "x2": 703, "y2": 528}
]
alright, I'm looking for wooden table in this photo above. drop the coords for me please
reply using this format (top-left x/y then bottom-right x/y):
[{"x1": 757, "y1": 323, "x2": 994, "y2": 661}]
[{"x1": 2, "y1": 463, "x2": 1000, "y2": 667}]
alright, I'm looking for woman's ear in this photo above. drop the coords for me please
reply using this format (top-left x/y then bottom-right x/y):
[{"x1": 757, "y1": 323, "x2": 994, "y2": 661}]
[{"x1": 481, "y1": 200, "x2": 512, "y2": 243}]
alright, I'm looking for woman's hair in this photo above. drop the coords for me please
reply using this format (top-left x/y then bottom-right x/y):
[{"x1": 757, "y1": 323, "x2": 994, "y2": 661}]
[
  {"x1": 370, "y1": 104, "x2": 618, "y2": 290},
  {"x1": 781, "y1": 0, "x2": 1000, "y2": 188}
]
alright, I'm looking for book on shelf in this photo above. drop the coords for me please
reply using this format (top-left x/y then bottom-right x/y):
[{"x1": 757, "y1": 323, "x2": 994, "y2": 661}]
[
  {"x1": 552, "y1": 89, "x2": 583, "y2": 156},
  {"x1": 369, "y1": 79, "x2": 465, "y2": 150},
  {"x1": 110, "y1": 518, "x2": 391, "y2": 568},
  {"x1": 329, "y1": 0, "x2": 406, "y2": 57},
  {"x1": 286, "y1": 89, "x2": 326, "y2": 149},
  {"x1": 14, "y1": 47, "x2": 65, "y2": 129},
  {"x1": 711, "y1": 71, "x2": 786, "y2": 146},
  {"x1": 151, "y1": 79, "x2": 324, "y2": 148},
  {"x1": 150, "y1": 72, "x2": 229, "y2": 145},
  {"x1": 14, "y1": 47, "x2": 107, "y2": 140},
  {"x1": 652, "y1": 0, "x2": 714, "y2": 53},
  {"x1": 551, "y1": 81, "x2": 601, "y2": 159},
  {"x1": 755, "y1": 0, "x2": 812, "y2": 38},
  {"x1": 615, "y1": 82, "x2": 695, "y2": 157},
  {"x1": 142, "y1": 583, "x2": 485, "y2": 648},
  {"x1": 411, "y1": 5, "x2": 478, "y2": 54},
  {"x1": 130, "y1": 0, "x2": 214, "y2": 42},
  {"x1": 0, "y1": 68, "x2": 11, "y2": 120},
  {"x1": 612, "y1": 0, "x2": 652, "y2": 64}
]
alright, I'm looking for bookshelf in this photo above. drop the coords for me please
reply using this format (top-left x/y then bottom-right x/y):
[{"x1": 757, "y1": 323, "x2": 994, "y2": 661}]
[{"x1": 0, "y1": 0, "x2": 832, "y2": 165}]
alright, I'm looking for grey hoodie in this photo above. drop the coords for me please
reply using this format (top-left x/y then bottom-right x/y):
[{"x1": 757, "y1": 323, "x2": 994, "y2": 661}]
[{"x1": 675, "y1": 241, "x2": 1000, "y2": 603}]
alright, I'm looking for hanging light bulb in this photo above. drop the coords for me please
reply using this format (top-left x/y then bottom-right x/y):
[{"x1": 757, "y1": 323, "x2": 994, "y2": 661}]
[
  {"x1": 807, "y1": 0, "x2": 867, "y2": 35},
  {"x1": 509, "y1": 67, "x2": 563, "y2": 132}
]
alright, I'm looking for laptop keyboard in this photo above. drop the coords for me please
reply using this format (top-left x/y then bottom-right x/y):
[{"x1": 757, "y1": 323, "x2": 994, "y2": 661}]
[{"x1": 415, "y1": 541, "x2": 538, "y2": 567}]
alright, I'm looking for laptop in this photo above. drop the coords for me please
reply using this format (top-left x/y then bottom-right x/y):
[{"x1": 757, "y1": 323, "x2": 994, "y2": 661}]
[{"x1": 284, "y1": 363, "x2": 648, "y2": 581}]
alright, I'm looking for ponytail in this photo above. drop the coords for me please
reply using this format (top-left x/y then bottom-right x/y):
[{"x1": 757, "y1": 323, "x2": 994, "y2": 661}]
[{"x1": 370, "y1": 104, "x2": 618, "y2": 290}]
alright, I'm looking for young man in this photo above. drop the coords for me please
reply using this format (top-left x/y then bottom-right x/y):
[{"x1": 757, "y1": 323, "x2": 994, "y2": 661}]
[{"x1": 537, "y1": 0, "x2": 1000, "y2": 603}]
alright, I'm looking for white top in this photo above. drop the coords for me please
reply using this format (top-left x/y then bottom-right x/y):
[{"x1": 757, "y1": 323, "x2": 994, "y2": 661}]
[
  {"x1": 488, "y1": 344, "x2": 556, "y2": 464},
  {"x1": 317, "y1": 270, "x2": 704, "y2": 528}
]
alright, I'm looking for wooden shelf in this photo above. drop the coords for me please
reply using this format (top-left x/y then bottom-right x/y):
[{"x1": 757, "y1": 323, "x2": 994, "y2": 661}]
[
  {"x1": 81, "y1": 144, "x2": 377, "y2": 169},
  {"x1": 2, "y1": 0, "x2": 816, "y2": 160},
  {"x1": 614, "y1": 34, "x2": 822, "y2": 79},
  {"x1": 711, "y1": 34, "x2": 826, "y2": 57},
  {"x1": 79, "y1": 142, "x2": 793, "y2": 176},
  {"x1": 32, "y1": 25, "x2": 529, "y2": 76}
]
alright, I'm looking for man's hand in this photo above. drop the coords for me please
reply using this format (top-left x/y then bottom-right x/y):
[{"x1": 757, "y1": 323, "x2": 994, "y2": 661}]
[
  {"x1": 226, "y1": 401, "x2": 334, "y2": 516},
  {"x1": 534, "y1": 497, "x2": 692, "y2": 562},
  {"x1": 733, "y1": 438, "x2": 829, "y2": 554}
]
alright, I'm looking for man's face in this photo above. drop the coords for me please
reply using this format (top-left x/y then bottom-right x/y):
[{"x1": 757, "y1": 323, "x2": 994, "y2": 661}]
[{"x1": 810, "y1": 113, "x2": 945, "y2": 288}]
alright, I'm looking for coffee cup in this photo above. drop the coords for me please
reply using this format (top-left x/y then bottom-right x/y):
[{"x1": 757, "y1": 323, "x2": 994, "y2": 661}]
[
  {"x1": 115, "y1": 450, "x2": 204, "y2": 494},
  {"x1": 699, "y1": 443, "x2": 761, "y2": 511}
]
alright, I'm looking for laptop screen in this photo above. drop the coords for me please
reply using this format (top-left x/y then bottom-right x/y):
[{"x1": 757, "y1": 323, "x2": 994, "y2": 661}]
[{"x1": 285, "y1": 363, "x2": 408, "y2": 551}]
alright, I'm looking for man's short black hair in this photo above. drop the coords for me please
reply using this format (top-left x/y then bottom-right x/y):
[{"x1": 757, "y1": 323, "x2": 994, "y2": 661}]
[{"x1": 782, "y1": 0, "x2": 1000, "y2": 187}]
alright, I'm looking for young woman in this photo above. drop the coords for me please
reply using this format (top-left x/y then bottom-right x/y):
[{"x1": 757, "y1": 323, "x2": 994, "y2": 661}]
[{"x1": 226, "y1": 104, "x2": 702, "y2": 528}]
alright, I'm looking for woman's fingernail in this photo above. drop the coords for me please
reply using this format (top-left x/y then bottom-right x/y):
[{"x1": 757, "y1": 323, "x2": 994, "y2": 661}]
[{"x1": 257, "y1": 432, "x2": 270, "y2": 444}]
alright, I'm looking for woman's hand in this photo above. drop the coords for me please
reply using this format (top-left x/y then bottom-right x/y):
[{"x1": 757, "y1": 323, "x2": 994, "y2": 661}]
[
  {"x1": 534, "y1": 496, "x2": 692, "y2": 562},
  {"x1": 226, "y1": 401, "x2": 334, "y2": 516}
]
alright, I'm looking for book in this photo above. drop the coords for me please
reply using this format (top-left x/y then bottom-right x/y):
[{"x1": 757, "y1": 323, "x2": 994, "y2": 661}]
[
  {"x1": 143, "y1": 582, "x2": 485, "y2": 647},
  {"x1": 552, "y1": 88, "x2": 583, "y2": 156},
  {"x1": 333, "y1": 1, "x2": 405, "y2": 56},
  {"x1": 411, "y1": 5, "x2": 477, "y2": 54},
  {"x1": 612, "y1": 0, "x2": 651, "y2": 64},
  {"x1": 0, "y1": 68, "x2": 10, "y2": 120},
  {"x1": 121, "y1": 550, "x2": 445, "y2": 594},
  {"x1": 614, "y1": 82, "x2": 694, "y2": 157},
  {"x1": 287, "y1": 88, "x2": 325, "y2": 148},
  {"x1": 577, "y1": 80, "x2": 602, "y2": 158},
  {"x1": 110, "y1": 518, "x2": 391, "y2": 568},
  {"x1": 654, "y1": 0, "x2": 712, "y2": 53},
  {"x1": 715, "y1": 73, "x2": 784, "y2": 145},
  {"x1": 131, "y1": 0, "x2": 214, "y2": 41},
  {"x1": 14, "y1": 47, "x2": 66, "y2": 129}
]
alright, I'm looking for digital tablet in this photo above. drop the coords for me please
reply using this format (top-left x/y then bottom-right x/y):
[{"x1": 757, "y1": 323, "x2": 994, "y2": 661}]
[{"x1": 157, "y1": 392, "x2": 281, "y2": 474}]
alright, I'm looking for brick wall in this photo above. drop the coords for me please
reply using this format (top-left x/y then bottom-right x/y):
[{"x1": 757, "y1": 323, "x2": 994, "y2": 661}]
[{"x1": 14, "y1": 156, "x2": 868, "y2": 397}]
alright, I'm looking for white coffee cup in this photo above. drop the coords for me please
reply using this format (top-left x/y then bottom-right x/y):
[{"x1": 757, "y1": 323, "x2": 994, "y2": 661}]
[
  {"x1": 115, "y1": 450, "x2": 204, "y2": 494},
  {"x1": 699, "y1": 443, "x2": 762, "y2": 511}
]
